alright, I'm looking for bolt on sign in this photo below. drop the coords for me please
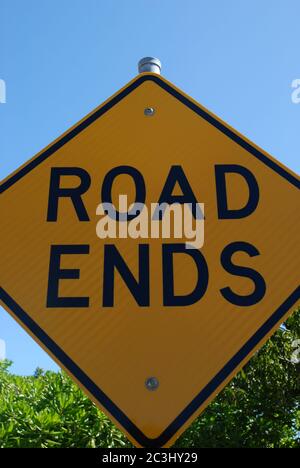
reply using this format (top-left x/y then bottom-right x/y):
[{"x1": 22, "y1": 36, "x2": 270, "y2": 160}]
[{"x1": 0, "y1": 72, "x2": 299, "y2": 447}]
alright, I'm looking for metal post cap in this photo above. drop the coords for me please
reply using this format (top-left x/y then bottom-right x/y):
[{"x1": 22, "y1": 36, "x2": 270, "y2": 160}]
[{"x1": 138, "y1": 57, "x2": 161, "y2": 75}]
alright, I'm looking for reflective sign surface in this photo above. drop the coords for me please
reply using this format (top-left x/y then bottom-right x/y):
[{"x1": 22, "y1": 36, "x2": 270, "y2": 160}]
[{"x1": 1, "y1": 73, "x2": 299, "y2": 447}]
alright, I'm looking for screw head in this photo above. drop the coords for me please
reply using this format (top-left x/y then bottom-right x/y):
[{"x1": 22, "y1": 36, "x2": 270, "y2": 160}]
[
  {"x1": 145, "y1": 377, "x2": 159, "y2": 391},
  {"x1": 144, "y1": 107, "x2": 155, "y2": 116}
]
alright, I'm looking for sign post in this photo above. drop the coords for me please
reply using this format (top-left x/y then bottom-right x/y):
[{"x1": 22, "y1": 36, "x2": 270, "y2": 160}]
[{"x1": 0, "y1": 59, "x2": 299, "y2": 447}]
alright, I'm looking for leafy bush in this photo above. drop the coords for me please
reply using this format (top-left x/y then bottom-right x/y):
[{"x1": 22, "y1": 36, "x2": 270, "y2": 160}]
[{"x1": 0, "y1": 309, "x2": 299, "y2": 448}]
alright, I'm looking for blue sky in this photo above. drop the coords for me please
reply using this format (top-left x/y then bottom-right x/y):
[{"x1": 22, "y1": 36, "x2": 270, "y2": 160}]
[{"x1": 0, "y1": 1, "x2": 299, "y2": 375}]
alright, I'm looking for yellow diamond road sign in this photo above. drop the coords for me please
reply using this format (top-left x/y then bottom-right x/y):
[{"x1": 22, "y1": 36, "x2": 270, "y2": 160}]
[{"x1": 0, "y1": 73, "x2": 299, "y2": 448}]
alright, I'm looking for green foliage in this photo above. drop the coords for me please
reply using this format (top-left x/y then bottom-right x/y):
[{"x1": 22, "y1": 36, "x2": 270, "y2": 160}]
[
  {"x1": 0, "y1": 363, "x2": 129, "y2": 448},
  {"x1": 176, "y1": 308, "x2": 300, "y2": 448},
  {"x1": 0, "y1": 309, "x2": 299, "y2": 448}
]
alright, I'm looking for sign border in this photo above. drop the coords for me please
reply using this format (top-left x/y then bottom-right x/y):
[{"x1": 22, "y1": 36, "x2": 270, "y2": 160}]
[{"x1": 1, "y1": 74, "x2": 299, "y2": 447}]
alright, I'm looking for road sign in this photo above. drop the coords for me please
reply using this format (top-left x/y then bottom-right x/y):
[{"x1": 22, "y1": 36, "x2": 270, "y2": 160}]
[{"x1": 0, "y1": 73, "x2": 299, "y2": 447}]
